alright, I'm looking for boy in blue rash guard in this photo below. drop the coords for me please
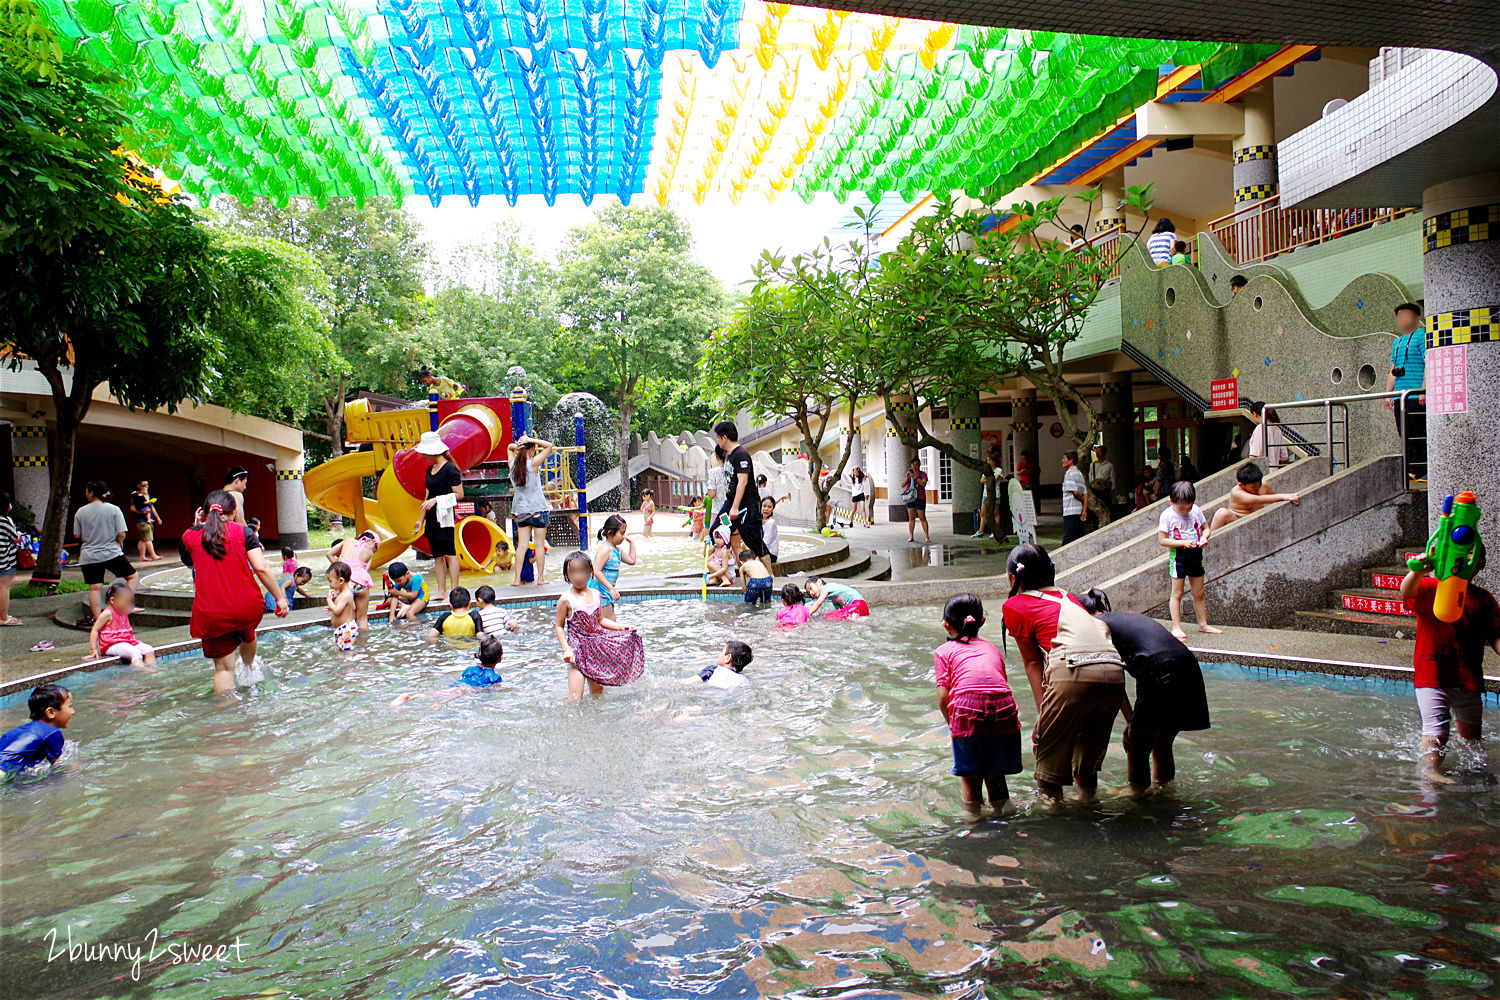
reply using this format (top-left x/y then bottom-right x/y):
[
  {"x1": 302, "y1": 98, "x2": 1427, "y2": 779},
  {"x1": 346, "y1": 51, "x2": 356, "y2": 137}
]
[
  {"x1": 391, "y1": 636, "x2": 504, "y2": 705},
  {"x1": 0, "y1": 684, "x2": 74, "y2": 775},
  {"x1": 387, "y1": 561, "x2": 429, "y2": 623}
]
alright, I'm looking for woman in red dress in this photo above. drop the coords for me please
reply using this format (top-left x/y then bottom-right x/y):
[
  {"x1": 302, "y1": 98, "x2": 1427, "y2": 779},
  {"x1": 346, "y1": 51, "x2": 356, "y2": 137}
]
[{"x1": 181, "y1": 490, "x2": 287, "y2": 694}]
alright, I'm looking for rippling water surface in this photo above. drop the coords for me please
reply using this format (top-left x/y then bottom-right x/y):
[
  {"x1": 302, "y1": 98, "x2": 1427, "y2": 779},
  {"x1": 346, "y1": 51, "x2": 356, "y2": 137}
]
[{"x1": 2, "y1": 601, "x2": 1496, "y2": 999}]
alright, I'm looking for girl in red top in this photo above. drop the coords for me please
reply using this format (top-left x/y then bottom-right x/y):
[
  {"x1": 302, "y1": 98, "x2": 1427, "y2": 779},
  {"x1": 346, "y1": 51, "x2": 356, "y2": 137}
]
[
  {"x1": 181, "y1": 490, "x2": 287, "y2": 694},
  {"x1": 934, "y1": 593, "x2": 1021, "y2": 813}
]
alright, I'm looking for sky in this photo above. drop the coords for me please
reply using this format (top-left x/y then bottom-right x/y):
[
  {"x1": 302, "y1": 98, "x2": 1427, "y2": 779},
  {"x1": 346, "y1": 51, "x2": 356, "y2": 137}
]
[{"x1": 407, "y1": 191, "x2": 865, "y2": 292}]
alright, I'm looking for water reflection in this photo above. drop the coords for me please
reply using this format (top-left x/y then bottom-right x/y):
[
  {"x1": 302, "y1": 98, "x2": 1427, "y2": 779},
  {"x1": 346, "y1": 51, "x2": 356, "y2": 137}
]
[{"x1": 1, "y1": 602, "x2": 1495, "y2": 999}]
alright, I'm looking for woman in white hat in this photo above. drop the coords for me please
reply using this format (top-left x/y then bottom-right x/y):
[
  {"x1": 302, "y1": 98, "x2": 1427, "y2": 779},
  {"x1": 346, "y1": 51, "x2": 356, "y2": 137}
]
[{"x1": 415, "y1": 431, "x2": 463, "y2": 600}]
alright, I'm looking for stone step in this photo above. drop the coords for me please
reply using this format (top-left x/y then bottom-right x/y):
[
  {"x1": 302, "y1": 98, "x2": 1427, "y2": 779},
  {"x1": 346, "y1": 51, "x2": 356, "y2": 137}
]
[
  {"x1": 1291, "y1": 608, "x2": 1416, "y2": 640},
  {"x1": 794, "y1": 548, "x2": 872, "y2": 581},
  {"x1": 854, "y1": 554, "x2": 892, "y2": 582},
  {"x1": 1363, "y1": 566, "x2": 1410, "y2": 591},
  {"x1": 135, "y1": 591, "x2": 324, "y2": 613},
  {"x1": 1333, "y1": 587, "x2": 1413, "y2": 618}
]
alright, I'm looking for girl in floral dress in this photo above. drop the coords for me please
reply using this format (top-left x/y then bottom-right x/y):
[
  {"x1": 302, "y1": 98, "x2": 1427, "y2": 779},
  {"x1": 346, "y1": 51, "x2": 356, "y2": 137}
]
[{"x1": 554, "y1": 551, "x2": 644, "y2": 701}]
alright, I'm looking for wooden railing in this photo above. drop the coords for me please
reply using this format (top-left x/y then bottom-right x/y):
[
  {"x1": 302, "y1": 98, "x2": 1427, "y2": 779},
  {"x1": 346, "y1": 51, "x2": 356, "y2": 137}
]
[
  {"x1": 1085, "y1": 224, "x2": 1125, "y2": 282},
  {"x1": 1208, "y1": 195, "x2": 1418, "y2": 265},
  {"x1": 640, "y1": 476, "x2": 708, "y2": 512}
]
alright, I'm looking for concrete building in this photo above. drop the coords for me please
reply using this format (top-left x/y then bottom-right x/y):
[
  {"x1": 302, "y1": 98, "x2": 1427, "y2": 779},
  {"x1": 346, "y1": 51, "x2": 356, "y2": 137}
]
[{"x1": 1, "y1": 361, "x2": 310, "y2": 550}]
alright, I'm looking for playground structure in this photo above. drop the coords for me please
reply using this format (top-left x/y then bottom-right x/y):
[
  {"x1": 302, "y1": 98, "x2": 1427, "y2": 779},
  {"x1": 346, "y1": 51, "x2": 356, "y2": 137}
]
[{"x1": 303, "y1": 389, "x2": 590, "y2": 575}]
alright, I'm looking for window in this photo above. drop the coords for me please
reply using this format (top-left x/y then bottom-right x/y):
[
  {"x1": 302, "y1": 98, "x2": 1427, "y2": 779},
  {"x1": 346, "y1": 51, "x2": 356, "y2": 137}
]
[{"x1": 937, "y1": 450, "x2": 953, "y2": 502}]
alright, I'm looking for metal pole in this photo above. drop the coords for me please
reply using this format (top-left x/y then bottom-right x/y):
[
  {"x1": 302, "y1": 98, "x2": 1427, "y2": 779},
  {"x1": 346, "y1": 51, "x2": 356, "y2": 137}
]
[
  {"x1": 574, "y1": 411, "x2": 588, "y2": 543},
  {"x1": 427, "y1": 390, "x2": 439, "y2": 432},
  {"x1": 509, "y1": 386, "x2": 527, "y2": 577},
  {"x1": 1324, "y1": 401, "x2": 1334, "y2": 476}
]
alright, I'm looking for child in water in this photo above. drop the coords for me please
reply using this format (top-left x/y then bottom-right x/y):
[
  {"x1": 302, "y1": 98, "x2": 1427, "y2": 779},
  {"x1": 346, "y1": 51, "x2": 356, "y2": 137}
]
[
  {"x1": 473, "y1": 585, "x2": 520, "y2": 636},
  {"x1": 390, "y1": 636, "x2": 506, "y2": 706},
  {"x1": 87, "y1": 581, "x2": 157, "y2": 666},
  {"x1": 694, "y1": 640, "x2": 753, "y2": 688},
  {"x1": 554, "y1": 551, "x2": 645, "y2": 701},
  {"x1": 1208, "y1": 462, "x2": 1301, "y2": 532},
  {"x1": 776, "y1": 583, "x2": 810, "y2": 629},
  {"x1": 327, "y1": 530, "x2": 378, "y2": 630},
  {"x1": 326, "y1": 561, "x2": 357, "y2": 650},
  {"x1": 266, "y1": 565, "x2": 313, "y2": 613},
  {"x1": 0, "y1": 684, "x2": 74, "y2": 775},
  {"x1": 280, "y1": 546, "x2": 298, "y2": 575},
  {"x1": 1400, "y1": 547, "x2": 1500, "y2": 783},
  {"x1": 591, "y1": 514, "x2": 638, "y2": 621},
  {"x1": 805, "y1": 578, "x2": 869, "y2": 619},
  {"x1": 640, "y1": 489, "x2": 656, "y2": 538},
  {"x1": 429, "y1": 587, "x2": 483, "y2": 639},
  {"x1": 934, "y1": 594, "x2": 1021, "y2": 812}
]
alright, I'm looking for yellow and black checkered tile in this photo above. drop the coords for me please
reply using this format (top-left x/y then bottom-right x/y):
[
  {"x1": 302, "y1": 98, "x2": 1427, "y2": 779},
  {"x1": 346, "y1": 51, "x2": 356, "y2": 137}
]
[
  {"x1": 1233, "y1": 144, "x2": 1277, "y2": 163},
  {"x1": 1427, "y1": 306, "x2": 1498, "y2": 346},
  {"x1": 1234, "y1": 183, "x2": 1278, "y2": 203},
  {"x1": 276, "y1": 469, "x2": 303, "y2": 481},
  {"x1": 10, "y1": 425, "x2": 46, "y2": 439},
  {"x1": 14, "y1": 455, "x2": 48, "y2": 467},
  {"x1": 1423, "y1": 204, "x2": 1499, "y2": 253},
  {"x1": 950, "y1": 416, "x2": 981, "y2": 430}
]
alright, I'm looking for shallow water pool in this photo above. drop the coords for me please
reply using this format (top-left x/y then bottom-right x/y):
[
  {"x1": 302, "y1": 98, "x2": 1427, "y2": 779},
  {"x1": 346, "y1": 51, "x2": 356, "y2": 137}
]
[{"x1": 2, "y1": 600, "x2": 1496, "y2": 999}]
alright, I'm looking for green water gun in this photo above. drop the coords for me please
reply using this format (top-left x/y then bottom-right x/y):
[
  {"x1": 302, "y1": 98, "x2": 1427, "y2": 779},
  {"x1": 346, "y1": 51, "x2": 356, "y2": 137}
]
[{"x1": 1407, "y1": 490, "x2": 1484, "y2": 623}]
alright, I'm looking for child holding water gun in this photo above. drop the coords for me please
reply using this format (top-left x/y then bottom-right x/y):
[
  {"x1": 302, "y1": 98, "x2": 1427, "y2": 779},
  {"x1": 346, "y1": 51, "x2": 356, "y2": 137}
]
[{"x1": 1399, "y1": 491, "x2": 1498, "y2": 784}]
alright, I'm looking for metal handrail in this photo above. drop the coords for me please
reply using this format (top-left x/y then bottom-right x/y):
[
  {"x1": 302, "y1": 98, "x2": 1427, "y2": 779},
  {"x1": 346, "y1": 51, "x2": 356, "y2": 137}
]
[{"x1": 1259, "y1": 389, "x2": 1421, "y2": 480}]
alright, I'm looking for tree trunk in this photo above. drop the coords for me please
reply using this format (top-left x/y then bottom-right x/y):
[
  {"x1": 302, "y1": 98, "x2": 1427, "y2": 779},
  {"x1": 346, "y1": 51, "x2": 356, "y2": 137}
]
[
  {"x1": 324, "y1": 373, "x2": 347, "y2": 530},
  {"x1": 32, "y1": 418, "x2": 78, "y2": 586},
  {"x1": 618, "y1": 394, "x2": 633, "y2": 513},
  {"x1": 796, "y1": 411, "x2": 830, "y2": 530}
]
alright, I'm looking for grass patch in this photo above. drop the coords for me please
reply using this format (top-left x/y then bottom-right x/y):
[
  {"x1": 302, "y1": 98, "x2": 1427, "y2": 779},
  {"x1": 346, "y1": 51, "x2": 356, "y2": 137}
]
[{"x1": 10, "y1": 579, "x2": 91, "y2": 600}]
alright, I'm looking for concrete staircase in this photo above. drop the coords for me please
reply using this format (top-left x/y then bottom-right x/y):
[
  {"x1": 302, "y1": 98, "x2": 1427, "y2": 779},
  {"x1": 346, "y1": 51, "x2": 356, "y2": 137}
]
[
  {"x1": 1292, "y1": 544, "x2": 1424, "y2": 638},
  {"x1": 1055, "y1": 454, "x2": 1425, "y2": 627}
]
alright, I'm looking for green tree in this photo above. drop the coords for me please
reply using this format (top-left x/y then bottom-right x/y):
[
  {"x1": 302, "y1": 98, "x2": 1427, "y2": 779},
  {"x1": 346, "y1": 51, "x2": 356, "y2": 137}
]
[
  {"x1": 870, "y1": 188, "x2": 1153, "y2": 523},
  {"x1": 1, "y1": 57, "x2": 226, "y2": 579},
  {"x1": 555, "y1": 204, "x2": 725, "y2": 503},
  {"x1": 706, "y1": 243, "x2": 879, "y2": 528},
  {"x1": 204, "y1": 230, "x2": 345, "y2": 427},
  {"x1": 211, "y1": 196, "x2": 429, "y2": 452}
]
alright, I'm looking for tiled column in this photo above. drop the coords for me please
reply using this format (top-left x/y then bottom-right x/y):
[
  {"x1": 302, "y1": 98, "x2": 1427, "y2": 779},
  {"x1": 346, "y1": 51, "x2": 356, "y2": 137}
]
[
  {"x1": 1096, "y1": 171, "x2": 1126, "y2": 234},
  {"x1": 1421, "y1": 172, "x2": 1500, "y2": 558},
  {"x1": 1011, "y1": 389, "x2": 1038, "y2": 476},
  {"x1": 275, "y1": 456, "x2": 310, "y2": 549},
  {"x1": 1099, "y1": 374, "x2": 1134, "y2": 497},
  {"x1": 948, "y1": 394, "x2": 983, "y2": 534},
  {"x1": 1232, "y1": 87, "x2": 1277, "y2": 206},
  {"x1": 884, "y1": 396, "x2": 915, "y2": 522},
  {"x1": 9, "y1": 424, "x2": 50, "y2": 527}
]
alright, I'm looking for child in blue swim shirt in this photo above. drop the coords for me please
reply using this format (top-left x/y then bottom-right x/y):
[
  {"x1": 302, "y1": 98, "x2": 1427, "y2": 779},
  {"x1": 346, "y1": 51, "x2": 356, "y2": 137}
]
[
  {"x1": 0, "y1": 684, "x2": 74, "y2": 775},
  {"x1": 390, "y1": 636, "x2": 504, "y2": 705}
]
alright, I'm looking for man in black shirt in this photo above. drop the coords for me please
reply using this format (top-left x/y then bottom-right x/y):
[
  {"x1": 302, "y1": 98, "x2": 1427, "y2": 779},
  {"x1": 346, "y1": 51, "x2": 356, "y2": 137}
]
[{"x1": 713, "y1": 421, "x2": 767, "y2": 558}]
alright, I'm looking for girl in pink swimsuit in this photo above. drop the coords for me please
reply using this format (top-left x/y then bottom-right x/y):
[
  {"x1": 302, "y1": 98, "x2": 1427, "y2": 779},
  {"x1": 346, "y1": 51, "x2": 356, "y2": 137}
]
[{"x1": 328, "y1": 530, "x2": 379, "y2": 629}]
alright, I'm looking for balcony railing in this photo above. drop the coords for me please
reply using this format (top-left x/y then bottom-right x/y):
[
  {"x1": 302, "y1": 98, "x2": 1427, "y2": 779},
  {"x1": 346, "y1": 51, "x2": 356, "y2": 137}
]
[
  {"x1": 1083, "y1": 224, "x2": 1125, "y2": 282},
  {"x1": 1208, "y1": 195, "x2": 1418, "y2": 265}
]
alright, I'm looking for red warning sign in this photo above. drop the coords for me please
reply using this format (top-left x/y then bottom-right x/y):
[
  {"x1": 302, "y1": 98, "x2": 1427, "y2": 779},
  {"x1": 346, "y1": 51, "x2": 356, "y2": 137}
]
[{"x1": 1209, "y1": 377, "x2": 1238, "y2": 411}]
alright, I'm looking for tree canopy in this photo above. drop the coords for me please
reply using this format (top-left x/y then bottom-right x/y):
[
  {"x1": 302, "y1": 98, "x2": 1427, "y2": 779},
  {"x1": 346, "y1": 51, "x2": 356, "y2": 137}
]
[{"x1": 555, "y1": 203, "x2": 726, "y2": 500}]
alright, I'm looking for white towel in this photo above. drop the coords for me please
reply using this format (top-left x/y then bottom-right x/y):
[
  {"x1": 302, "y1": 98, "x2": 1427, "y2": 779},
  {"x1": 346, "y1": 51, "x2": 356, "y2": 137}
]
[{"x1": 436, "y1": 493, "x2": 458, "y2": 528}]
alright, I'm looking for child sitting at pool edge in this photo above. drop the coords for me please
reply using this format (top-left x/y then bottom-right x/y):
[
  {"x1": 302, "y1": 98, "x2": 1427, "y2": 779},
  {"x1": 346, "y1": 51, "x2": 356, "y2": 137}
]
[
  {"x1": 739, "y1": 549, "x2": 773, "y2": 605},
  {"x1": 0, "y1": 684, "x2": 74, "y2": 775},
  {"x1": 88, "y1": 581, "x2": 156, "y2": 666},
  {"x1": 266, "y1": 565, "x2": 313, "y2": 613},
  {"x1": 386, "y1": 561, "x2": 429, "y2": 623},
  {"x1": 1208, "y1": 462, "x2": 1300, "y2": 533}
]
